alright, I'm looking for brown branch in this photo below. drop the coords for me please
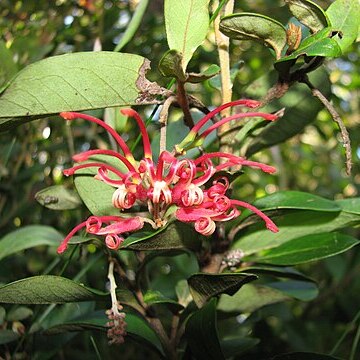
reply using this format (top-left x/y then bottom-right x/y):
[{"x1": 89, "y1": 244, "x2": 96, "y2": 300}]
[
  {"x1": 302, "y1": 76, "x2": 352, "y2": 175},
  {"x1": 177, "y1": 81, "x2": 194, "y2": 129}
]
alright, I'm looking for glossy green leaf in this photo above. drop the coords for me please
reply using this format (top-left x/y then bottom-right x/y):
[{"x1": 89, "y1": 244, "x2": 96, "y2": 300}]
[
  {"x1": 237, "y1": 191, "x2": 340, "y2": 225},
  {"x1": 185, "y1": 298, "x2": 225, "y2": 360},
  {"x1": 158, "y1": 49, "x2": 187, "y2": 81},
  {"x1": 0, "y1": 52, "x2": 160, "y2": 128},
  {"x1": 220, "y1": 13, "x2": 287, "y2": 59},
  {"x1": 0, "y1": 276, "x2": 105, "y2": 304},
  {"x1": 245, "y1": 67, "x2": 331, "y2": 156},
  {"x1": 122, "y1": 222, "x2": 201, "y2": 251},
  {"x1": 0, "y1": 225, "x2": 63, "y2": 262},
  {"x1": 218, "y1": 284, "x2": 290, "y2": 313},
  {"x1": 267, "y1": 280, "x2": 318, "y2": 301},
  {"x1": 35, "y1": 185, "x2": 82, "y2": 210},
  {"x1": 285, "y1": 0, "x2": 330, "y2": 33},
  {"x1": 114, "y1": 0, "x2": 149, "y2": 52},
  {"x1": 232, "y1": 209, "x2": 360, "y2": 256},
  {"x1": 186, "y1": 64, "x2": 220, "y2": 83},
  {"x1": 336, "y1": 197, "x2": 360, "y2": 214},
  {"x1": 143, "y1": 290, "x2": 184, "y2": 313},
  {"x1": 44, "y1": 311, "x2": 165, "y2": 357},
  {"x1": 326, "y1": 0, "x2": 360, "y2": 53},
  {"x1": 165, "y1": 0, "x2": 210, "y2": 70},
  {"x1": 74, "y1": 154, "x2": 128, "y2": 216},
  {"x1": 271, "y1": 352, "x2": 342, "y2": 360},
  {"x1": 0, "y1": 330, "x2": 19, "y2": 345},
  {"x1": 188, "y1": 273, "x2": 257, "y2": 308},
  {"x1": 253, "y1": 232, "x2": 360, "y2": 265},
  {"x1": 0, "y1": 41, "x2": 17, "y2": 91}
]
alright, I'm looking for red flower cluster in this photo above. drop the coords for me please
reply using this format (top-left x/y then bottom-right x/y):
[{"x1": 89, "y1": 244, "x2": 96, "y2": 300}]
[{"x1": 57, "y1": 100, "x2": 279, "y2": 254}]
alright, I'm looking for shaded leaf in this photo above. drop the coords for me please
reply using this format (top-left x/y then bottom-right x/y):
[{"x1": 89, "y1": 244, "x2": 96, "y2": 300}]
[
  {"x1": 245, "y1": 67, "x2": 331, "y2": 156},
  {"x1": 221, "y1": 337, "x2": 260, "y2": 358},
  {"x1": 158, "y1": 49, "x2": 187, "y2": 81},
  {"x1": 0, "y1": 306, "x2": 5, "y2": 325},
  {"x1": 285, "y1": 0, "x2": 330, "y2": 33},
  {"x1": 232, "y1": 209, "x2": 360, "y2": 256},
  {"x1": 44, "y1": 311, "x2": 165, "y2": 357},
  {"x1": 6, "y1": 306, "x2": 33, "y2": 321},
  {"x1": 0, "y1": 52, "x2": 158, "y2": 127},
  {"x1": 218, "y1": 284, "x2": 290, "y2": 313},
  {"x1": 122, "y1": 222, "x2": 202, "y2": 251},
  {"x1": 220, "y1": 13, "x2": 287, "y2": 59},
  {"x1": 0, "y1": 330, "x2": 19, "y2": 345},
  {"x1": 326, "y1": 0, "x2": 360, "y2": 53},
  {"x1": 185, "y1": 298, "x2": 225, "y2": 360},
  {"x1": 35, "y1": 185, "x2": 82, "y2": 210},
  {"x1": 271, "y1": 352, "x2": 342, "y2": 360},
  {"x1": 188, "y1": 273, "x2": 257, "y2": 308},
  {"x1": 114, "y1": 0, "x2": 149, "y2": 52},
  {"x1": 187, "y1": 64, "x2": 220, "y2": 83},
  {"x1": 267, "y1": 280, "x2": 318, "y2": 301},
  {"x1": 0, "y1": 225, "x2": 63, "y2": 262},
  {"x1": 252, "y1": 232, "x2": 360, "y2": 265},
  {"x1": 0, "y1": 276, "x2": 106, "y2": 304},
  {"x1": 165, "y1": 0, "x2": 210, "y2": 70},
  {"x1": 143, "y1": 290, "x2": 184, "y2": 313}
]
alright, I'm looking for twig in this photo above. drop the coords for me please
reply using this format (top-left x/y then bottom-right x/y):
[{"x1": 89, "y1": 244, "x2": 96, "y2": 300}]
[
  {"x1": 159, "y1": 96, "x2": 177, "y2": 153},
  {"x1": 302, "y1": 76, "x2": 352, "y2": 175},
  {"x1": 177, "y1": 81, "x2": 194, "y2": 129}
]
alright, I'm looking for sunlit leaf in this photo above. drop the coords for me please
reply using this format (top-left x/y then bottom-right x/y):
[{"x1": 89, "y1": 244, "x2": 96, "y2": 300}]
[
  {"x1": 0, "y1": 52, "x2": 161, "y2": 129},
  {"x1": 220, "y1": 13, "x2": 287, "y2": 59},
  {"x1": 326, "y1": 0, "x2": 360, "y2": 53},
  {"x1": 165, "y1": 0, "x2": 210, "y2": 70},
  {"x1": 0, "y1": 41, "x2": 17, "y2": 91},
  {"x1": 251, "y1": 232, "x2": 360, "y2": 265},
  {"x1": 285, "y1": 0, "x2": 330, "y2": 33},
  {"x1": 187, "y1": 64, "x2": 220, "y2": 83}
]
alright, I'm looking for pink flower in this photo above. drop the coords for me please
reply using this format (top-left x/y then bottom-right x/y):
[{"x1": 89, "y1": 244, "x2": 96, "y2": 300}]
[{"x1": 57, "y1": 100, "x2": 279, "y2": 254}]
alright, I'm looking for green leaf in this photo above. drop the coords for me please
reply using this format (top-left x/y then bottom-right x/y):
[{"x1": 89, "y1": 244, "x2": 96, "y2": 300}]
[
  {"x1": 186, "y1": 64, "x2": 220, "y2": 83},
  {"x1": 35, "y1": 185, "x2": 82, "y2": 210},
  {"x1": 0, "y1": 41, "x2": 18, "y2": 91},
  {"x1": 285, "y1": 0, "x2": 330, "y2": 33},
  {"x1": 0, "y1": 52, "x2": 161, "y2": 128},
  {"x1": 0, "y1": 330, "x2": 19, "y2": 345},
  {"x1": 188, "y1": 273, "x2": 257, "y2": 308},
  {"x1": 267, "y1": 280, "x2": 319, "y2": 301},
  {"x1": 220, "y1": 13, "x2": 287, "y2": 59},
  {"x1": 0, "y1": 276, "x2": 106, "y2": 304},
  {"x1": 185, "y1": 298, "x2": 225, "y2": 360},
  {"x1": 271, "y1": 352, "x2": 342, "y2": 360},
  {"x1": 44, "y1": 311, "x2": 165, "y2": 357},
  {"x1": 0, "y1": 225, "x2": 63, "y2": 262},
  {"x1": 218, "y1": 284, "x2": 290, "y2": 313},
  {"x1": 114, "y1": 0, "x2": 149, "y2": 52},
  {"x1": 74, "y1": 154, "x2": 128, "y2": 216},
  {"x1": 122, "y1": 222, "x2": 202, "y2": 251},
  {"x1": 252, "y1": 232, "x2": 360, "y2": 265},
  {"x1": 336, "y1": 197, "x2": 360, "y2": 214},
  {"x1": 232, "y1": 209, "x2": 360, "y2": 256},
  {"x1": 158, "y1": 49, "x2": 187, "y2": 81},
  {"x1": 6, "y1": 306, "x2": 33, "y2": 321},
  {"x1": 0, "y1": 306, "x2": 5, "y2": 325},
  {"x1": 221, "y1": 337, "x2": 260, "y2": 358},
  {"x1": 326, "y1": 0, "x2": 360, "y2": 53},
  {"x1": 143, "y1": 290, "x2": 184, "y2": 313},
  {"x1": 165, "y1": 0, "x2": 210, "y2": 70},
  {"x1": 245, "y1": 67, "x2": 331, "y2": 156}
]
